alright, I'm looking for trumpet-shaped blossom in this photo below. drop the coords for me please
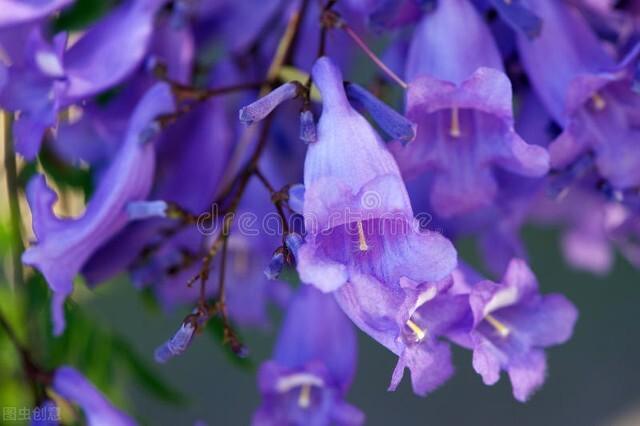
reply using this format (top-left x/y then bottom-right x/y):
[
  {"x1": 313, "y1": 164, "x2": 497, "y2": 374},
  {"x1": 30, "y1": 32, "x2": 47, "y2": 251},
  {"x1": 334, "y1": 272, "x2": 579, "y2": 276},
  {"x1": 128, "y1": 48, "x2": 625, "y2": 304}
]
[
  {"x1": 392, "y1": 0, "x2": 549, "y2": 218},
  {"x1": 53, "y1": 366, "x2": 137, "y2": 426},
  {"x1": 518, "y1": 0, "x2": 640, "y2": 189},
  {"x1": 464, "y1": 259, "x2": 578, "y2": 401},
  {"x1": 335, "y1": 274, "x2": 470, "y2": 396},
  {"x1": 254, "y1": 285, "x2": 363, "y2": 426},
  {"x1": 297, "y1": 56, "x2": 456, "y2": 293},
  {"x1": 22, "y1": 83, "x2": 175, "y2": 335}
]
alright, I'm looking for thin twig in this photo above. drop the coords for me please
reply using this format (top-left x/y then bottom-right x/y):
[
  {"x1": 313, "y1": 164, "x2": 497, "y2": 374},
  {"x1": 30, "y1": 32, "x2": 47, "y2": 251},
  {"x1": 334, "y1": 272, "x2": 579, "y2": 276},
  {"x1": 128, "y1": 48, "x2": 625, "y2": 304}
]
[
  {"x1": 339, "y1": 23, "x2": 408, "y2": 90},
  {"x1": 3, "y1": 111, "x2": 24, "y2": 289},
  {"x1": 253, "y1": 167, "x2": 290, "y2": 237}
]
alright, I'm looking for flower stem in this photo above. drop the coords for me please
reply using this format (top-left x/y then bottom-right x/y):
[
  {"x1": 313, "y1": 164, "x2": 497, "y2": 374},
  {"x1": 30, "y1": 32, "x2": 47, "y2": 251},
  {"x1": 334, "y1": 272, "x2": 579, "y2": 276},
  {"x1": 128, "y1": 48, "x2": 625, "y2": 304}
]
[
  {"x1": 3, "y1": 111, "x2": 24, "y2": 289},
  {"x1": 340, "y1": 24, "x2": 409, "y2": 90}
]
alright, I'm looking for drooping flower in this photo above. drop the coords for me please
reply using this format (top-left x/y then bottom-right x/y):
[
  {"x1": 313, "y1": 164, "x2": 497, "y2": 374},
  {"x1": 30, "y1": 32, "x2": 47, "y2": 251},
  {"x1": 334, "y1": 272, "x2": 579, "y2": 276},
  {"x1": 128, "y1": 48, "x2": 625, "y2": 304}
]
[
  {"x1": 462, "y1": 259, "x2": 578, "y2": 401},
  {"x1": 518, "y1": 0, "x2": 640, "y2": 190},
  {"x1": 254, "y1": 285, "x2": 363, "y2": 426},
  {"x1": 52, "y1": 366, "x2": 137, "y2": 426},
  {"x1": 334, "y1": 274, "x2": 470, "y2": 396},
  {"x1": 22, "y1": 83, "x2": 175, "y2": 335},
  {"x1": 392, "y1": 0, "x2": 549, "y2": 218},
  {"x1": 297, "y1": 56, "x2": 456, "y2": 293}
]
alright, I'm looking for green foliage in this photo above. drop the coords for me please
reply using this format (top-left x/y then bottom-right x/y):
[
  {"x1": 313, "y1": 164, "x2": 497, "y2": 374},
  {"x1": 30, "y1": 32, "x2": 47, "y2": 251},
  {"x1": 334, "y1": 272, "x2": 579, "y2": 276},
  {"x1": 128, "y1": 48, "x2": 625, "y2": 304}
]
[
  {"x1": 52, "y1": 0, "x2": 119, "y2": 32},
  {"x1": 0, "y1": 275, "x2": 185, "y2": 416}
]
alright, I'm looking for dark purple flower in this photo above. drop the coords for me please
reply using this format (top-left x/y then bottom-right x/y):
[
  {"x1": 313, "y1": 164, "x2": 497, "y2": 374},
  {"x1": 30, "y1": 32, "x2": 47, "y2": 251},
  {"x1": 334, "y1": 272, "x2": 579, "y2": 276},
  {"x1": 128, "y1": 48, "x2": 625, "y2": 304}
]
[
  {"x1": 297, "y1": 57, "x2": 456, "y2": 293},
  {"x1": 487, "y1": 0, "x2": 542, "y2": 39},
  {"x1": 465, "y1": 259, "x2": 578, "y2": 401},
  {"x1": 254, "y1": 285, "x2": 363, "y2": 426},
  {"x1": 518, "y1": 0, "x2": 640, "y2": 190},
  {"x1": 53, "y1": 366, "x2": 136, "y2": 425},
  {"x1": 392, "y1": 0, "x2": 549, "y2": 218},
  {"x1": 22, "y1": 83, "x2": 175, "y2": 335},
  {"x1": 344, "y1": 81, "x2": 416, "y2": 144}
]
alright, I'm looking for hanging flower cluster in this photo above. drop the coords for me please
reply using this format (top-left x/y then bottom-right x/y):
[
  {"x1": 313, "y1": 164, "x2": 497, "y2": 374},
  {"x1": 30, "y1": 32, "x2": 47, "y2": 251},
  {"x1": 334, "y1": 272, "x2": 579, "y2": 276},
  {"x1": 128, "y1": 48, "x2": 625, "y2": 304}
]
[{"x1": 1, "y1": 0, "x2": 638, "y2": 424}]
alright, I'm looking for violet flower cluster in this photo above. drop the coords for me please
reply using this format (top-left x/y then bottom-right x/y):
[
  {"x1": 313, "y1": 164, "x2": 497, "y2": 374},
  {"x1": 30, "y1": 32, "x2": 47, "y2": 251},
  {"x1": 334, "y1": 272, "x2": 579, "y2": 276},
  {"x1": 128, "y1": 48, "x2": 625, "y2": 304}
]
[{"x1": 2, "y1": 0, "x2": 637, "y2": 424}]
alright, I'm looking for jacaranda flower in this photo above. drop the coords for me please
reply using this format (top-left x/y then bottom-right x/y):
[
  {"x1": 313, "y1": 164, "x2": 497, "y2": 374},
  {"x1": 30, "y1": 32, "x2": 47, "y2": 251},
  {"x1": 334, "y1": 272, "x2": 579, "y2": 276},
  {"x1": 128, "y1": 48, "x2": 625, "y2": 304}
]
[
  {"x1": 254, "y1": 285, "x2": 363, "y2": 426},
  {"x1": 462, "y1": 259, "x2": 578, "y2": 401},
  {"x1": 297, "y1": 56, "x2": 457, "y2": 293},
  {"x1": 518, "y1": 0, "x2": 640, "y2": 190},
  {"x1": 22, "y1": 83, "x2": 175, "y2": 335},
  {"x1": 53, "y1": 366, "x2": 136, "y2": 426},
  {"x1": 392, "y1": 0, "x2": 549, "y2": 218}
]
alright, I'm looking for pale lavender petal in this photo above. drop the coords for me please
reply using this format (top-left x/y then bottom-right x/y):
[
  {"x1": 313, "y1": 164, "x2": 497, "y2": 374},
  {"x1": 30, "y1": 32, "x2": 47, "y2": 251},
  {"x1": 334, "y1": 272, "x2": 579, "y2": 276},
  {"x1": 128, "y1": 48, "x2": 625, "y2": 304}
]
[{"x1": 53, "y1": 366, "x2": 136, "y2": 426}]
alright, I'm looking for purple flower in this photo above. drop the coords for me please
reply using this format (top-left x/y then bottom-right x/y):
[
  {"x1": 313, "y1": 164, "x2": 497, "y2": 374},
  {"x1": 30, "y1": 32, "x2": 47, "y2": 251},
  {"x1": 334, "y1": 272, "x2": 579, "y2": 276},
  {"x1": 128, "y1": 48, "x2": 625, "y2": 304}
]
[
  {"x1": 334, "y1": 274, "x2": 470, "y2": 396},
  {"x1": 297, "y1": 56, "x2": 456, "y2": 293},
  {"x1": 0, "y1": 0, "x2": 169, "y2": 159},
  {"x1": 487, "y1": 0, "x2": 542, "y2": 39},
  {"x1": 0, "y1": 0, "x2": 73, "y2": 28},
  {"x1": 464, "y1": 259, "x2": 578, "y2": 401},
  {"x1": 155, "y1": 309, "x2": 208, "y2": 363},
  {"x1": 61, "y1": 0, "x2": 169, "y2": 103},
  {"x1": 22, "y1": 83, "x2": 175, "y2": 335},
  {"x1": 0, "y1": 27, "x2": 66, "y2": 159},
  {"x1": 239, "y1": 82, "x2": 302, "y2": 125},
  {"x1": 518, "y1": 0, "x2": 640, "y2": 190},
  {"x1": 392, "y1": 0, "x2": 549, "y2": 218},
  {"x1": 254, "y1": 286, "x2": 363, "y2": 426},
  {"x1": 53, "y1": 366, "x2": 136, "y2": 425},
  {"x1": 344, "y1": 82, "x2": 416, "y2": 144}
]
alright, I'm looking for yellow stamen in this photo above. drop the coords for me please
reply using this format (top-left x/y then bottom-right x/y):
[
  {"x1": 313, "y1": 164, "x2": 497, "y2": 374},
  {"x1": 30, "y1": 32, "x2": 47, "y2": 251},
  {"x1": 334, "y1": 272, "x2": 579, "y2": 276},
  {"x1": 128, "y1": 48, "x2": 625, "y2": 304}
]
[
  {"x1": 406, "y1": 319, "x2": 426, "y2": 341},
  {"x1": 486, "y1": 314, "x2": 510, "y2": 338},
  {"x1": 592, "y1": 93, "x2": 606, "y2": 111},
  {"x1": 357, "y1": 220, "x2": 369, "y2": 252},
  {"x1": 298, "y1": 384, "x2": 311, "y2": 408},
  {"x1": 450, "y1": 107, "x2": 461, "y2": 138}
]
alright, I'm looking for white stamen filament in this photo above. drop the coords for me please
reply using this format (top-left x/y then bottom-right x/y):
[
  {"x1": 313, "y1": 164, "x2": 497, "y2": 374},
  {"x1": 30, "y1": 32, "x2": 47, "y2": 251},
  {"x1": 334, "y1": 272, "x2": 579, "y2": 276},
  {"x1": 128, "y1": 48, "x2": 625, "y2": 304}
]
[
  {"x1": 276, "y1": 373, "x2": 324, "y2": 393},
  {"x1": 406, "y1": 319, "x2": 426, "y2": 342},
  {"x1": 298, "y1": 384, "x2": 311, "y2": 408},
  {"x1": 450, "y1": 107, "x2": 461, "y2": 138},
  {"x1": 486, "y1": 314, "x2": 510, "y2": 338},
  {"x1": 357, "y1": 220, "x2": 369, "y2": 252}
]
